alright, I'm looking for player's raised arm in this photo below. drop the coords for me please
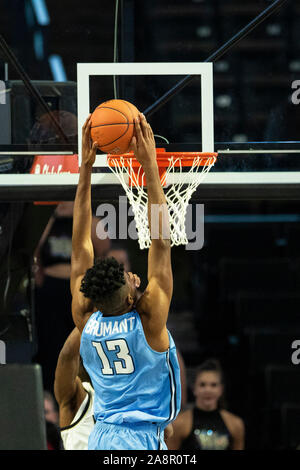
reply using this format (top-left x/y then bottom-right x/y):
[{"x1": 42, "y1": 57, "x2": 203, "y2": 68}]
[
  {"x1": 132, "y1": 114, "x2": 172, "y2": 352},
  {"x1": 71, "y1": 116, "x2": 98, "y2": 332}
]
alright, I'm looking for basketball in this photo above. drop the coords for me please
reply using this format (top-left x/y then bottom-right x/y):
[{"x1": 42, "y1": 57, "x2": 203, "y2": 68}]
[{"x1": 90, "y1": 99, "x2": 140, "y2": 154}]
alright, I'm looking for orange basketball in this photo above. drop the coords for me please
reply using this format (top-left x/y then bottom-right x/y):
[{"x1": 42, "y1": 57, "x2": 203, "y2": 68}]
[{"x1": 90, "y1": 99, "x2": 140, "y2": 154}]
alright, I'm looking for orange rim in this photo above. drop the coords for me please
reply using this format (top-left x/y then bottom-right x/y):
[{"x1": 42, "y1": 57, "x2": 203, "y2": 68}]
[
  {"x1": 107, "y1": 148, "x2": 218, "y2": 168},
  {"x1": 107, "y1": 148, "x2": 217, "y2": 187}
]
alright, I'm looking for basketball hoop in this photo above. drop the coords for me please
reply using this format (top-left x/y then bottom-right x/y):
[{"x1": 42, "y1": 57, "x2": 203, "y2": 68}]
[{"x1": 107, "y1": 148, "x2": 217, "y2": 249}]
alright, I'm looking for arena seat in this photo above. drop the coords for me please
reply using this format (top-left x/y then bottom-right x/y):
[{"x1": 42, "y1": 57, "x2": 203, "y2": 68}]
[
  {"x1": 235, "y1": 293, "x2": 300, "y2": 333},
  {"x1": 246, "y1": 332, "x2": 298, "y2": 371},
  {"x1": 280, "y1": 403, "x2": 300, "y2": 449},
  {"x1": 219, "y1": 258, "x2": 297, "y2": 300},
  {"x1": 265, "y1": 365, "x2": 300, "y2": 409}
]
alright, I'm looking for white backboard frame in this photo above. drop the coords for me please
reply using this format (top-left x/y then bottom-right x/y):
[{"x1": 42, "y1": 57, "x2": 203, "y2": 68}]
[{"x1": 77, "y1": 62, "x2": 214, "y2": 166}]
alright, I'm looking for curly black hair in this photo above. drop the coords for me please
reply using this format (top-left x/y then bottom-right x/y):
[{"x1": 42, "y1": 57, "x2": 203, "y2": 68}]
[{"x1": 80, "y1": 257, "x2": 126, "y2": 305}]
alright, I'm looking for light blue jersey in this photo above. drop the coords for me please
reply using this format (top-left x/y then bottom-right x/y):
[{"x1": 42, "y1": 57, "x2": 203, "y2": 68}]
[{"x1": 80, "y1": 309, "x2": 181, "y2": 434}]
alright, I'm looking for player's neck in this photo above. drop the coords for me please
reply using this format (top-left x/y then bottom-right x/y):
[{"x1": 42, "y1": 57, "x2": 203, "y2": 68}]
[{"x1": 101, "y1": 304, "x2": 134, "y2": 317}]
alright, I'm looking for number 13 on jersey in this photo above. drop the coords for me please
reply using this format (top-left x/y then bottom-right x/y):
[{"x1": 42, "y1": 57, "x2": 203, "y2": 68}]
[{"x1": 92, "y1": 339, "x2": 135, "y2": 375}]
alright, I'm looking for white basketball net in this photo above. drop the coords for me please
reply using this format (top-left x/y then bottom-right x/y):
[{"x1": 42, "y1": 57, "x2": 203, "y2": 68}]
[{"x1": 108, "y1": 154, "x2": 217, "y2": 249}]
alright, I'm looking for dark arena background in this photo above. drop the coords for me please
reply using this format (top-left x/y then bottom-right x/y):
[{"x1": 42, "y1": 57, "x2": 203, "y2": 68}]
[{"x1": 0, "y1": 0, "x2": 300, "y2": 452}]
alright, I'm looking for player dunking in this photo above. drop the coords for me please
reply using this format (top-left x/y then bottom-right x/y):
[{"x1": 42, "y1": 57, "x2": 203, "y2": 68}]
[{"x1": 71, "y1": 112, "x2": 181, "y2": 450}]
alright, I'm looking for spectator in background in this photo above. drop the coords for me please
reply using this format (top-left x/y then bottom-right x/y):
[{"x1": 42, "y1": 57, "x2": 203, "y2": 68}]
[
  {"x1": 106, "y1": 243, "x2": 131, "y2": 272},
  {"x1": 44, "y1": 390, "x2": 59, "y2": 425},
  {"x1": 44, "y1": 390, "x2": 64, "y2": 450},
  {"x1": 33, "y1": 201, "x2": 110, "y2": 391},
  {"x1": 29, "y1": 110, "x2": 78, "y2": 145},
  {"x1": 166, "y1": 359, "x2": 245, "y2": 450}
]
